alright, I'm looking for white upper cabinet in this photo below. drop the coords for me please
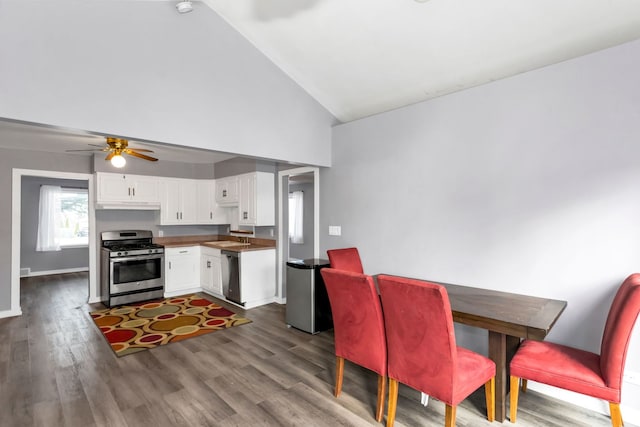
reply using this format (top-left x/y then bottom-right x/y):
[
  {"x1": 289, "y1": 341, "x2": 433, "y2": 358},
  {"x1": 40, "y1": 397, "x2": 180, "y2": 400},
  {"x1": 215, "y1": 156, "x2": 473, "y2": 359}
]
[
  {"x1": 159, "y1": 178, "x2": 197, "y2": 225},
  {"x1": 196, "y1": 180, "x2": 228, "y2": 224},
  {"x1": 238, "y1": 172, "x2": 275, "y2": 226},
  {"x1": 96, "y1": 172, "x2": 160, "y2": 208},
  {"x1": 215, "y1": 176, "x2": 239, "y2": 206}
]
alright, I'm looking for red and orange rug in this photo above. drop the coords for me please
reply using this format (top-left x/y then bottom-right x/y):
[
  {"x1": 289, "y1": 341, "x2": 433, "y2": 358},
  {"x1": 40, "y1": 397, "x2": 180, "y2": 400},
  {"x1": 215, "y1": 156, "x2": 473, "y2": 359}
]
[{"x1": 90, "y1": 294, "x2": 251, "y2": 356}]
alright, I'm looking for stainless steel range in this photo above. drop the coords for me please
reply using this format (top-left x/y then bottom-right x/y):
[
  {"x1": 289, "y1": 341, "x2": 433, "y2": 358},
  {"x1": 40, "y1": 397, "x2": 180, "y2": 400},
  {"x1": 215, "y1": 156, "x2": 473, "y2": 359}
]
[{"x1": 100, "y1": 230, "x2": 164, "y2": 307}]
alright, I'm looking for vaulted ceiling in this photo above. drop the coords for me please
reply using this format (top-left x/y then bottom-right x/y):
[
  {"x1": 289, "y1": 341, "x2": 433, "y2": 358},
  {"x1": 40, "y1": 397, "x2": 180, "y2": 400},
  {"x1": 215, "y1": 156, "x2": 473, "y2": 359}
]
[
  {"x1": 203, "y1": 0, "x2": 640, "y2": 122},
  {"x1": 2, "y1": 0, "x2": 640, "y2": 162}
]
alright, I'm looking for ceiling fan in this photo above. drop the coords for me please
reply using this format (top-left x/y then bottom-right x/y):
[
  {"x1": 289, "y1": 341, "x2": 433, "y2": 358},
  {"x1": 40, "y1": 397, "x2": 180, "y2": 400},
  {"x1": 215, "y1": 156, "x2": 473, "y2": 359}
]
[{"x1": 67, "y1": 137, "x2": 158, "y2": 168}]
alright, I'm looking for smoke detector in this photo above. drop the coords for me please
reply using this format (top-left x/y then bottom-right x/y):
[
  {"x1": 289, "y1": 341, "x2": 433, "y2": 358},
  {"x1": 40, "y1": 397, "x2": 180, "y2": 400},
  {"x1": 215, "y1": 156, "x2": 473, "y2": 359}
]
[{"x1": 176, "y1": 1, "x2": 193, "y2": 13}]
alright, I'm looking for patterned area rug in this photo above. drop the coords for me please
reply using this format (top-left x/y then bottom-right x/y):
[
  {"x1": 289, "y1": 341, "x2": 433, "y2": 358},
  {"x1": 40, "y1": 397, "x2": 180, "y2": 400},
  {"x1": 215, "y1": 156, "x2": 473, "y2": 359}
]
[{"x1": 90, "y1": 294, "x2": 251, "y2": 356}]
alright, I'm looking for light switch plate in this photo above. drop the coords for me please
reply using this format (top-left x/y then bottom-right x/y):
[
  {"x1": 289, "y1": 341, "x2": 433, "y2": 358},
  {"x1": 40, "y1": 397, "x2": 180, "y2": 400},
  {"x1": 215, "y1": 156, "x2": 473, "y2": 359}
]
[{"x1": 329, "y1": 225, "x2": 341, "y2": 236}]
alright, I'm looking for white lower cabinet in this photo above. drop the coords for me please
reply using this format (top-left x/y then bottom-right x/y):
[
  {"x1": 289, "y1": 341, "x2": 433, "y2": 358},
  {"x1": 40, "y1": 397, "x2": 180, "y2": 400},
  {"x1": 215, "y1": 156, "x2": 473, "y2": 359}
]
[
  {"x1": 164, "y1": 246, "x2": 201, "y2": 296},
  {"x1": 200, "y1": 247, "x2": 222, "y2": 297},
  {"x1": 165, "y1": 244, "x2": 275, "y2": 307},
  {"x1": 238, "y1": 248, "x2": 276, "y2": 309}
]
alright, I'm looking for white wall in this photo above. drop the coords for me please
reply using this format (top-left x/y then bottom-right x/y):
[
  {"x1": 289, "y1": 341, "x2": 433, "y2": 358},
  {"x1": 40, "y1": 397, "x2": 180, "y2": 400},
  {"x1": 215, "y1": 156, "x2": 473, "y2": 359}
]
[
  {"x1": 324, "y1": 38, "x2": 640, "y2": 415},
  {"x1": 0, "y1": 1, "x2": 334, "y2": 167}
]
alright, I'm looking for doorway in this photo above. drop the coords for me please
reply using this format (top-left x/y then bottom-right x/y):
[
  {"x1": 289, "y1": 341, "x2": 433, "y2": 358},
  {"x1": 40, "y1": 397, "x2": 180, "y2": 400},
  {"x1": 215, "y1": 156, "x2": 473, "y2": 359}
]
[
  {"x1": 10, "y1": 169, "x2": 98, "y2": 317},
  {"x1": 277, "y1": 166, "x2": 319, "y2": 303},
  {"x1": 287, "y1": 172, "x2": 314, "y2": 261}
]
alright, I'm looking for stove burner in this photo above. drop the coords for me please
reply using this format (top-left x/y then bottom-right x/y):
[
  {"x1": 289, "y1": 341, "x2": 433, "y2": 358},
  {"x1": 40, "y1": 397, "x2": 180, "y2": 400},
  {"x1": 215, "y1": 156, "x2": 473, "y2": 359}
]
[{"x1": 101, "y1": 230, "x2": 164, "y2": 258}]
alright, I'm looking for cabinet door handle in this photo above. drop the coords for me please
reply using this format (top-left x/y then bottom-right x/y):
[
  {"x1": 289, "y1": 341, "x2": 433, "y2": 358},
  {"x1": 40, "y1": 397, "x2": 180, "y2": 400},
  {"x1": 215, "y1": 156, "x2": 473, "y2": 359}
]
[
  {"x1": 210, "y1": 212, "x2": 212, "y2": 219},
  {"x1": 176, "y1": 212, "x2": 179, "y2": 220},
  {"x1": 180, "y1": 212, "x2": 183, "y2": 220},
  {"x1": 243, "y1": 211, "x2": 248, "y2": 219},
  {"x1": 207, "y1": 261, "x2": 211, "y2": 268},
  {"x1": 132, "y1": 188, "x2": 135, "y2": 197},
  {"x1": 179, "y1": 250, "x2": 188, "y2": 254},
  {"x1": 128, "y1": 188, "x2": 131, "y2": 196},
  {"x1": 223, "y1": 189, "x2": 227, "y2": 197},
  {"x1": 168, "y1": 261, "x2": 172, "y2": 269}
]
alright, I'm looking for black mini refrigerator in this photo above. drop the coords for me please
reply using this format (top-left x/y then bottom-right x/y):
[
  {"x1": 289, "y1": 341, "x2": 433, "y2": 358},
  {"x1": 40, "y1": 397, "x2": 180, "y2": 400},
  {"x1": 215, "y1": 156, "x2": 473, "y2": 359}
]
[{"x1": 286, "y1": 259, "x2": 333, "y2": 334}]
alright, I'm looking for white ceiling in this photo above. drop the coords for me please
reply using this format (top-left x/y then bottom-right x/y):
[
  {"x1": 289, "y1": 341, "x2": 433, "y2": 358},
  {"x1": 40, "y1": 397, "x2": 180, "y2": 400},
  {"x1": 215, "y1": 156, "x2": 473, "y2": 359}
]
[
  {"x1": 2, "y1": 1, "x2": 640, "y2": 162},
  {"x1": 203, "y1": 0, "x2": 640, "y2": 122}
]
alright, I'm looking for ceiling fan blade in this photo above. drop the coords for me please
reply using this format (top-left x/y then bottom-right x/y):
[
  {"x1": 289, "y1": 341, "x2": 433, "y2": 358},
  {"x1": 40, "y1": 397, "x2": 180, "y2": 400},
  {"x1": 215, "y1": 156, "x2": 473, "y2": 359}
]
[
  {"x1": 66, "y1": 148, "x2": 106, "y2": 152},
  {"x1": 105, "y1": 152, "x2": 115, "y2": 161},
  {"x1": 127, "y1": 147, "x2": 154, "y2": 153},
  {"x1": 124, "y1": 149, "x2": 158, "y2": 161}
]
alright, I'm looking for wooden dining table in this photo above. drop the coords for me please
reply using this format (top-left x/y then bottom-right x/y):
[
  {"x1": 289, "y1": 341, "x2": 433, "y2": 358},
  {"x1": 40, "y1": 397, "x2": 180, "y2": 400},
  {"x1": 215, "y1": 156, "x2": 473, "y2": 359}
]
[
  {"x1": 373, "y1": 274, "x2": 567, "y2": 422},
  {"x1": 433, "y1": 281, "x2": 568, "y2": 422}
]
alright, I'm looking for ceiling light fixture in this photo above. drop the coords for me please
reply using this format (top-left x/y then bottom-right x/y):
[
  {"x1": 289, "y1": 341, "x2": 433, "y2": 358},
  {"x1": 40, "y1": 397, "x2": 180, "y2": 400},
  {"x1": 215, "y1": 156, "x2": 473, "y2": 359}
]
[
  {"x1": 111, "y1": 154, "x2": 126, "y2": 168},
  {"x1": 176, "y1": 1, "x2": 193, "y2": 13}
]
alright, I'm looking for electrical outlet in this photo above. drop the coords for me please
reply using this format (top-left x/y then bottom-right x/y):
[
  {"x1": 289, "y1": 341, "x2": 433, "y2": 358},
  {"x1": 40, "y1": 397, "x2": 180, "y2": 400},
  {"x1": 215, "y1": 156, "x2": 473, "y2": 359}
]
[
  {"x1": 329, "y1": 226, "x2": 341, "y2": 236},
  {"x1": 158, "y1": 230, "x2": 164, "y2": 237}
]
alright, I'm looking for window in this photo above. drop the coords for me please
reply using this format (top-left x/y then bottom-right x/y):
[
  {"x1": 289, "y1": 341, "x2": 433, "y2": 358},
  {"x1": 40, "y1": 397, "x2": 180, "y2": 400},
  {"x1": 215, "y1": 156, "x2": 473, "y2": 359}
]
[
  {"x1": 37, "y1": 186, "x2": 88, "y2": 251},
  {"x1": 59, "y1": 188, "x2": 89, "y2": 247},
  {"x1": 289, "y1": 190, "x2": 304, "y2": 244}
]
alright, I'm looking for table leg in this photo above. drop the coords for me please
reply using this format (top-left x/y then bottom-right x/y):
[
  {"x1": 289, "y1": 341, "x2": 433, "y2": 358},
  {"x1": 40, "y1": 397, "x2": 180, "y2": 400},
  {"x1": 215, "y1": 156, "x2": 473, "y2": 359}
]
[{"x1": 488, "y1": 331, "x2": 520, "y2": 422}]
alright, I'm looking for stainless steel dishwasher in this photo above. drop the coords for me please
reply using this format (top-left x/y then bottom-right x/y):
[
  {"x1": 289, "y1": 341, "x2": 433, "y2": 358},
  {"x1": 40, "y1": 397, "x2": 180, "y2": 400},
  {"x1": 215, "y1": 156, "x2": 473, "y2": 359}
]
[{"x1": 221, "y1": 250, "x2": 242, "y2": 305}]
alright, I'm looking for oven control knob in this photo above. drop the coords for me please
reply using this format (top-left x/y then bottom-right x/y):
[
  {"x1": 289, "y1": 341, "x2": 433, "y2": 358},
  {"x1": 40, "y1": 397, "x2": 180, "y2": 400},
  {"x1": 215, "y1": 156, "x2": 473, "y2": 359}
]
[
  {"x1": 149, "y1": 249, "x2": 153, "y2": 254},
  {"x1": 117, "y1": 252, "x2": 122, "y2": 256}
]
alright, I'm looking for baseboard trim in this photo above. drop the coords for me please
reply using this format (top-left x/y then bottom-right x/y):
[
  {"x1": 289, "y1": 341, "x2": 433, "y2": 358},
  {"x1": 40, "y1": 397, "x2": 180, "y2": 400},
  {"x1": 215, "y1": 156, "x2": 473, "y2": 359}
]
[
  {"x1": 25, "y1": 267, "x2": 89, "y2": 277},
  {"x1": 164, "y1": 287, "x2": 203, "y2": 298},
  {"x1": 0, "y1": 308, "x2": 22, "y2": 319},
  {"x1": 528, "y1": 382, "x2": 640, "y2": 426}
]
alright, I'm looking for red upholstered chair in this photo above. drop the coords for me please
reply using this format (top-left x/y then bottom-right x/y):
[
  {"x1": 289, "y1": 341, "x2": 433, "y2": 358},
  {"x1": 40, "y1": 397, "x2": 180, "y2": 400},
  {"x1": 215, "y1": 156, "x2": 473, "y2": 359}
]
[
  {"x1": 327, "y1": 247, "x2": 364, "y2": 273},
  {"x1": 320, "y1": 268, "x2": 387, "y2": 422},
  {"x1": 510, "y1": 273, "x2": 640, "y2": 427},
  {"x1": 377, "y1": 275, "x2": 496, "y2": 427}
]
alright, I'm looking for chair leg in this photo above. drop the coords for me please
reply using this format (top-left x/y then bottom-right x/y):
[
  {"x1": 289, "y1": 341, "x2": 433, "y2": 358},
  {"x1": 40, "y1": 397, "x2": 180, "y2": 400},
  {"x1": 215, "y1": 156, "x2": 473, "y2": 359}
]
[
  {"x1": 445, "y1": 404, "x2": 456, "y2": 427},
  {"x1": 609, "y1": 402, "x2": 623, "y2": 427},
  {"x1": 485, "y1": 376, "x2": 495, "y2": 422},
  {"x1": 521, "y1": 378, "x2": 528, "y2": 393},
  {"x1": 375, "y1": 374, "x2": 386, "y2": 422},
  {"x1": 386, "y1": 378, "x2": 398, "y2": 427},
  {"x1": 510, "y1": 376, "x2": 520, "y2": 423},
  {"x1": 335, "y1": 356, "x2": 344, "y2": 397}
]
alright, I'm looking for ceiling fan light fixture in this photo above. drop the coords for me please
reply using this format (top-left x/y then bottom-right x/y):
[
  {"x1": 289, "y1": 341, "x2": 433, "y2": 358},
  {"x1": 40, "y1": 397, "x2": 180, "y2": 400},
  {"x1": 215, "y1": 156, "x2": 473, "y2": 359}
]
[
  {"x1": 176, "y1": 1, "x2": 193, "y2": 14},
  {"x1": 111, "y1": 154, "x2": 126, "y2": 168}
]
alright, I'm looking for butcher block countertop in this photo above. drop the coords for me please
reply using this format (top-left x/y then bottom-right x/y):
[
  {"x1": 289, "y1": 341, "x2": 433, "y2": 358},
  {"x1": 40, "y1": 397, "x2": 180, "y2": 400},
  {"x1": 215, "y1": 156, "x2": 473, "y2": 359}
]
[{"x1": 155, "y1": 234, "x2": 276, "y2": 252}]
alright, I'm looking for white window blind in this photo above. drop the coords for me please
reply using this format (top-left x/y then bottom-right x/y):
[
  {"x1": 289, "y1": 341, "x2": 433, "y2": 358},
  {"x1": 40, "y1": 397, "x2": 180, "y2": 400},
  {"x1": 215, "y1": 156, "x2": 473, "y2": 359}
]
[
  {"x1": 289, "y1": 190, "x2": 304, "y2": 244},
  {"x1": 36, "y1": 185, "x2": 62, "y2": 251},
  {"x1": 36, "y1": 186, "x2": 89, "y2": 251}
]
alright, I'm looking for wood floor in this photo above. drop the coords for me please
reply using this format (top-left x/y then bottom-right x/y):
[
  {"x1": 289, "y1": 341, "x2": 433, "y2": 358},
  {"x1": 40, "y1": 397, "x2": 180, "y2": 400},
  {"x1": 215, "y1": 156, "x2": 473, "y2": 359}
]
[{"x1": 0, "y1": 272, "x2": 628, "y2": 426}]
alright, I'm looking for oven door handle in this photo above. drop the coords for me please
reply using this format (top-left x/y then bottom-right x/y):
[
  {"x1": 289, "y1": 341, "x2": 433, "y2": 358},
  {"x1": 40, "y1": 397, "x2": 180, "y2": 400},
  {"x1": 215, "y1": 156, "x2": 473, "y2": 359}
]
[{"x1": 110, "y1": 253, "x2": 164, "y2": 263}]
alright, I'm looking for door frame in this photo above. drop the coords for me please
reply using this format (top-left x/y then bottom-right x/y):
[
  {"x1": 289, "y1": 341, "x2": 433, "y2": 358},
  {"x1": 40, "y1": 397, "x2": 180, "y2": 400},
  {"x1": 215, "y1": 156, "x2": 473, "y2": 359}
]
[
  {"x1": 9, "y1": 168, "x2": 98, "y2": 317},
  {"x1": 276, "y1": 166, "x2": 319, "y2": 303}
]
